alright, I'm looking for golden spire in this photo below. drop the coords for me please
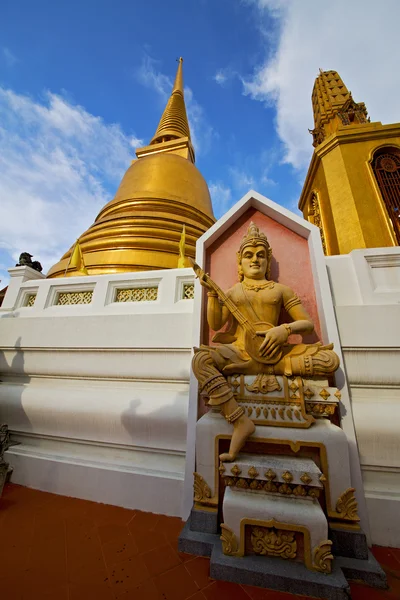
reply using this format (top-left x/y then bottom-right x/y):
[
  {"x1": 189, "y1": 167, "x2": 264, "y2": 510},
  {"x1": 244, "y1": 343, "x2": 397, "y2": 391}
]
[
  {"x1": 173, "y1": 56, "x2": 184, "y2": 94},
  {"x1": 150, "y1": 57, "x2": 191, "y2": 147},
  {"x1": 310, "y1": 70, "x2": 369, "y2": 148},
  {"x1": 312, "y1": 70, "x2": 351, "y2": 131}
]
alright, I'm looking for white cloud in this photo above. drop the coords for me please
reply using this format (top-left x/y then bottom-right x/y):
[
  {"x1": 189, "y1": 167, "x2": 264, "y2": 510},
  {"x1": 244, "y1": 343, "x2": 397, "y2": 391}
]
[
  {"x1": 0, "y1": 88, "x2": 141, "y2": 283},
  {"x1": 138, "y1": 55, "x2": 171, "y2": 100},
  {"x1": 2, "y1": 47, "x2": 18, "y2": 67},
  {"x1": 214, "y1": 70, "x2": 228, "y2": 86},
  {"x1": 261, "y1": 174, "x2": 277, "y2": 186},
  {"x1": 213, "y1": 68, "x2": 237, "y2": 87},
  {"x1": 129, "y1": 136, "x2": 143, "y2": 149},
  {"x1": 137, "y1": 55, "x2": 216, "y2": 156},
  {"x1": 209, "y1": 182, "x2": 232, "y2": 219},
  {"x1": 229, "y1": 167, "x2": 255, "y2": 190},
  {"x1": 242, "y1": 0, "x2": 400, "y2": 170}
]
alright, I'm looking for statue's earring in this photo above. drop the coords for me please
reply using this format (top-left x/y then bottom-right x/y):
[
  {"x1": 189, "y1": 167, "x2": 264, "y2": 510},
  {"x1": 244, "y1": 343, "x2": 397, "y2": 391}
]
[
  {"x1": 267, "y1": 248, "x2": 272, "y2": 279},
  {"x1": 237, "y1": 251, "x2": 244, "y2": 282}
]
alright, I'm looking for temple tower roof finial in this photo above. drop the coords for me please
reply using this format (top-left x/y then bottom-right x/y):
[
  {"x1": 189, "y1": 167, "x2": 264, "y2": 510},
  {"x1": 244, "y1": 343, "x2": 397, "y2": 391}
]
[
  {"x1": 173, "y1": 57, "x2": 184, "y2": 94},
  {"x1": 150, "y1": 57, "x2": 191, "y2": 146},
  {"x1": 309, "y1": 69, "x2": 369, "y2": 149}
]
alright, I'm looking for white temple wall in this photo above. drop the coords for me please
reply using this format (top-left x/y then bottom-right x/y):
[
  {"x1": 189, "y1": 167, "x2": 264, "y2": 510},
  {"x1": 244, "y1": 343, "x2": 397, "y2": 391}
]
[
  {"x1": 0, "y1": 266, "x2": 195, "y2": 516},
  {"x1": 326, "y1": 247, "x2": 400, "y2": 547}
]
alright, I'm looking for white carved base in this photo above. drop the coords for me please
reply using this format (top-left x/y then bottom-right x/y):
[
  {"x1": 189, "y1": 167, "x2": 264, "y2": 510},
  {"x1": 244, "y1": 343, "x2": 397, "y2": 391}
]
[{"x1": 222, "y1": 486, "x2": 330, "y2": 569}]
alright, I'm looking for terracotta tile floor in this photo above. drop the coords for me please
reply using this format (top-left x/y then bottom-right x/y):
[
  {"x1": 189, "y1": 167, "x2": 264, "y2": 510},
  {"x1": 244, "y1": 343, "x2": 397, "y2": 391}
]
[{"x1": 1, "y1": 483, "x2": 400, "y2": 600}]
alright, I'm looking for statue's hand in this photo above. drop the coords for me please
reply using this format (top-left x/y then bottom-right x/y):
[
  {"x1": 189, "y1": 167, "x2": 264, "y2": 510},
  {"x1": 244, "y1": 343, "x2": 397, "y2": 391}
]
[
  {"x1": 258, "y1": 325, "x2": 289, "y2": 358},
  {"x1": 198, "y1": 273, "x2": 214, "y2": 292}
]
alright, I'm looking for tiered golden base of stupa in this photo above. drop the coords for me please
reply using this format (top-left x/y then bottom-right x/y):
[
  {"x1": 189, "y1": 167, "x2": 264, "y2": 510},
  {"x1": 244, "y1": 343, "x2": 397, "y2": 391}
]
[
  {"x1": 47, "y1": 152, "x2": 214, "y2": 277},
  {"x1": 47, "y1": 58, "x2": 215, "y2": 278}
]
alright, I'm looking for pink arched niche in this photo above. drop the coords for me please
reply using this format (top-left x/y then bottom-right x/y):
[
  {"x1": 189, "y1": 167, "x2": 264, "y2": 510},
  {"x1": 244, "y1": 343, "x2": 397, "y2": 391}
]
[{"x1": 202, "y1": 207, "x2": 321, "y2": 346}]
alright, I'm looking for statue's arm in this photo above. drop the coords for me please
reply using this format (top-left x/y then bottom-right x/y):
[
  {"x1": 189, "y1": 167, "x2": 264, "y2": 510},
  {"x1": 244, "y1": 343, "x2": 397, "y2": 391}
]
[
  {"x1": 198, "y1": 272, "x2": 232, "y2": 331},
  {"x1": 260, "y1": 286, "x2": 314, "y2": 357},
  {"x1": 207, "y1": 293, "x2": 231, "y2": 331},
  {"x1": 282, "y1": 286, "x2": 314, "y2": 335}
]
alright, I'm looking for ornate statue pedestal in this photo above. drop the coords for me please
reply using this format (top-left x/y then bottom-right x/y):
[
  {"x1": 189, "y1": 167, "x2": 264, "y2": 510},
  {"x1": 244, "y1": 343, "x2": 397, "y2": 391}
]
[
  {"x1": 222, "y1": 486, "x2": 331, "y2": 571},
  {"x1": 179, "y1": 376, "x2": 387, "y2": 598}
]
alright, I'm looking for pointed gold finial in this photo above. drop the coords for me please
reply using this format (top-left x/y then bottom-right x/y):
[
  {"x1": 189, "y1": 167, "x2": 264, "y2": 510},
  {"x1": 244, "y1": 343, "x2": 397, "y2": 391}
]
[
  {"x1": 173, "y1": 57, "x2": 184, "y2": 94},
  {"x1": 150, "y1": 57, "x2": 191, "y2": 146}
]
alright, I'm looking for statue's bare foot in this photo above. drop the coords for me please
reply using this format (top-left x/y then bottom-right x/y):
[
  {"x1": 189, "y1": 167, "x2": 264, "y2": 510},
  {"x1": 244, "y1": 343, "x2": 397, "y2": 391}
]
[
  {"x1": 219, "y1": 452, "x2": 236, "y2": 462},
  {"x1": 219, "y1": 415, "x2": 255, "y2": 462}
]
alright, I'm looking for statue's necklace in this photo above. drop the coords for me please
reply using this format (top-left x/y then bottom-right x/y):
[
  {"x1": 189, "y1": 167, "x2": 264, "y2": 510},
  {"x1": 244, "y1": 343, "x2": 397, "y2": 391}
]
[{"x1": 242, "y1": 280, "x2": 275, "y2": 292}]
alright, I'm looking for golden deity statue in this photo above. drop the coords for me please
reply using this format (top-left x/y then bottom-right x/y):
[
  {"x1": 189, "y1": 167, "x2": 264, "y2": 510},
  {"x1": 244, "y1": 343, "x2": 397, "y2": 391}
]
[{"x1": 192, "y1": 223, "x2": 339, "y2": 462}]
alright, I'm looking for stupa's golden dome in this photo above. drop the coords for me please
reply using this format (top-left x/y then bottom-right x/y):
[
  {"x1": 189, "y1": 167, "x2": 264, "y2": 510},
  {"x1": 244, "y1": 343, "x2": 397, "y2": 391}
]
[
  {"x1": 102, "y1": 152, "x2": 214, "y2": 226},
  {"x1": 47, "y1": 58, "x2": 215, "y2": 278}
]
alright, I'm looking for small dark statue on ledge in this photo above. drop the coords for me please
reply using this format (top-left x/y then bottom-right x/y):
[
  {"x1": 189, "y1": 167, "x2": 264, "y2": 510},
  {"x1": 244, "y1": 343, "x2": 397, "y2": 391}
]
[
  {"x1": 16, "y1": 252, "x2": 43, "y2": 272},
  {"x1": 0, "y1": 424, "x2": 10, "y2": 497}
]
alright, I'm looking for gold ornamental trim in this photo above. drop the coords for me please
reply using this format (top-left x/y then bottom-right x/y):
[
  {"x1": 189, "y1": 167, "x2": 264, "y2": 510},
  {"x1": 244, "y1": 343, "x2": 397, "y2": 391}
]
[
  {"x1": 282, "y1": 471, "x2": 293, "y2": 484},
  {"x1": 265, "y1": 468, "x2": 276, "y2": 481},
  {"x1": 236, "y1": 478, "x2": 249, "y2": 489},
  {"x1": 223, "y1": 477, "x2": 318, "y2": 499},
  {"x1": 230, "y1": 464, "x2": 242, "y2": 477},
  {"x1": 251, "y1": 526, "x2": 297, "y2": 559},
  {"x1": 308, "y1": 488, "x2": 321, "y2": 499},
  {"x1": 220, "y1": 524, "x2": 239, "y2": 556},
  {"x1": 115, "y1": 287, "x2": 158, "y2": 302},
  {"x1": 248, "y1": 466, "x2": 259, "y2": 479},
  {"x1": 236, "y1": 396, "x2": 300, "y2": 406},
  {"x1": 335, "y1": 488, "x2": 360, "y2": 522},
  {"x1": 245, "y1": 373, "x2": 282, "y2": 394},
  {"x1": 278, "y1": 483, "x2": 293, "y2": 495},
  {"x1": 56, "y1": 290, "x2": 93, "y2": 305},
  {"x1": 231, "y1": 376, "x2": 338, "y2": 422},
  {"x1": 193, "y1": 472, "x2": 211, "y2": 503},
  {"x1": 293, "y1": 484, "x2": 307, "y2": 497},
  {"x1": 300, "y1": 472, "x2": 312, "y2": 485},
  {"x1": 319, "y1": 389, "x2": 331, "y2": 400},
  {"x1": 234, "y1": 517, "x2": 333, "y2": 573},
  {"x1": 182, "y1": 283, "x2": 195, "y2": 300},
  {"x1": 264, "y1": 481, "x2": 278, "y2": 493},
  {"x1": 230, "y1": 376, "x2": 315, "y2": 429},
  {"x1": 307, "y1": 402, "x2": 336, "y2": 416},
  {"x1": 25, "y1": 293, "x2": 37, "y2": 307},
  {"x1": 313, "y1": 540, "x2": 333, "y2": 574}
]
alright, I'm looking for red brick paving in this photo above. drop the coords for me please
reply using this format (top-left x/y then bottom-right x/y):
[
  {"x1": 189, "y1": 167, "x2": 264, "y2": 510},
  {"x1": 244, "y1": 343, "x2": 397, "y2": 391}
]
[{"x1": 0, "y1": 483, "x2": 399, "y2": 599}]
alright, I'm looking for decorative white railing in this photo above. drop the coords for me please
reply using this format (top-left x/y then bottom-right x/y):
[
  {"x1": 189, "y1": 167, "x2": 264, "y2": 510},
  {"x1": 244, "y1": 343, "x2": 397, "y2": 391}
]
[{"x1": 0, "y1": 267, "x2": 196, "y2": 317}]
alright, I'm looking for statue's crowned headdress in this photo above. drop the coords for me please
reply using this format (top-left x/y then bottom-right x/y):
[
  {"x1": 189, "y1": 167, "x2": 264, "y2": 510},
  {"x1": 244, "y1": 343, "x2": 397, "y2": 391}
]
[{"x1": 237, "y1": 222, "x2": 272, "y2": 280}]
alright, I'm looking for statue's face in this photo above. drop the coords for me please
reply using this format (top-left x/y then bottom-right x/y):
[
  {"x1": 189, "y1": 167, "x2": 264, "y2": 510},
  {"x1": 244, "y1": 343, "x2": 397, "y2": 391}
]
[{"x1": 240, "y1": 244, "x2": 268, "y2": 280}]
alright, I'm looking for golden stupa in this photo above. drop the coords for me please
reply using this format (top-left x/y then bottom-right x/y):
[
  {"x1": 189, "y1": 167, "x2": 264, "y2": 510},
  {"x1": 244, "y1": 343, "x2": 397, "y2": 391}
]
[{"x1": 47, "y1": 58, "x2": 215, "y2": 278}]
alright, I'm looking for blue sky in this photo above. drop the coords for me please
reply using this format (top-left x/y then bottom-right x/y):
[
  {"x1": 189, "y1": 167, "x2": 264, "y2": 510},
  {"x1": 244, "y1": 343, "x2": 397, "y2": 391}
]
[{"x1": 1, "y1": 0, "x2": 400, "y2": 286}]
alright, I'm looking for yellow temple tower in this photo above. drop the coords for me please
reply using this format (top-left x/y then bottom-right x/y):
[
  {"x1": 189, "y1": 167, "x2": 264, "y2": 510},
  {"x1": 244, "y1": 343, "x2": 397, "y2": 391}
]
[
  {"x1": 47, "y1": 58, "x2": 215, "y2": 278},
  {"x1": 299, "y1": 69, "x2": 400, "y2": 255}
]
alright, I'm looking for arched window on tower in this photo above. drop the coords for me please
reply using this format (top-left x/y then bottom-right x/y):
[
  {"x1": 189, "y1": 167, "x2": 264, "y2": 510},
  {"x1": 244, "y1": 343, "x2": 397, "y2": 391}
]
[
  {"x1": 371, "y1": 147, "x2": 400, "y2": 244},
  {"x1": 307, "y1": 192, "x2": 327, "y2": 254}
]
